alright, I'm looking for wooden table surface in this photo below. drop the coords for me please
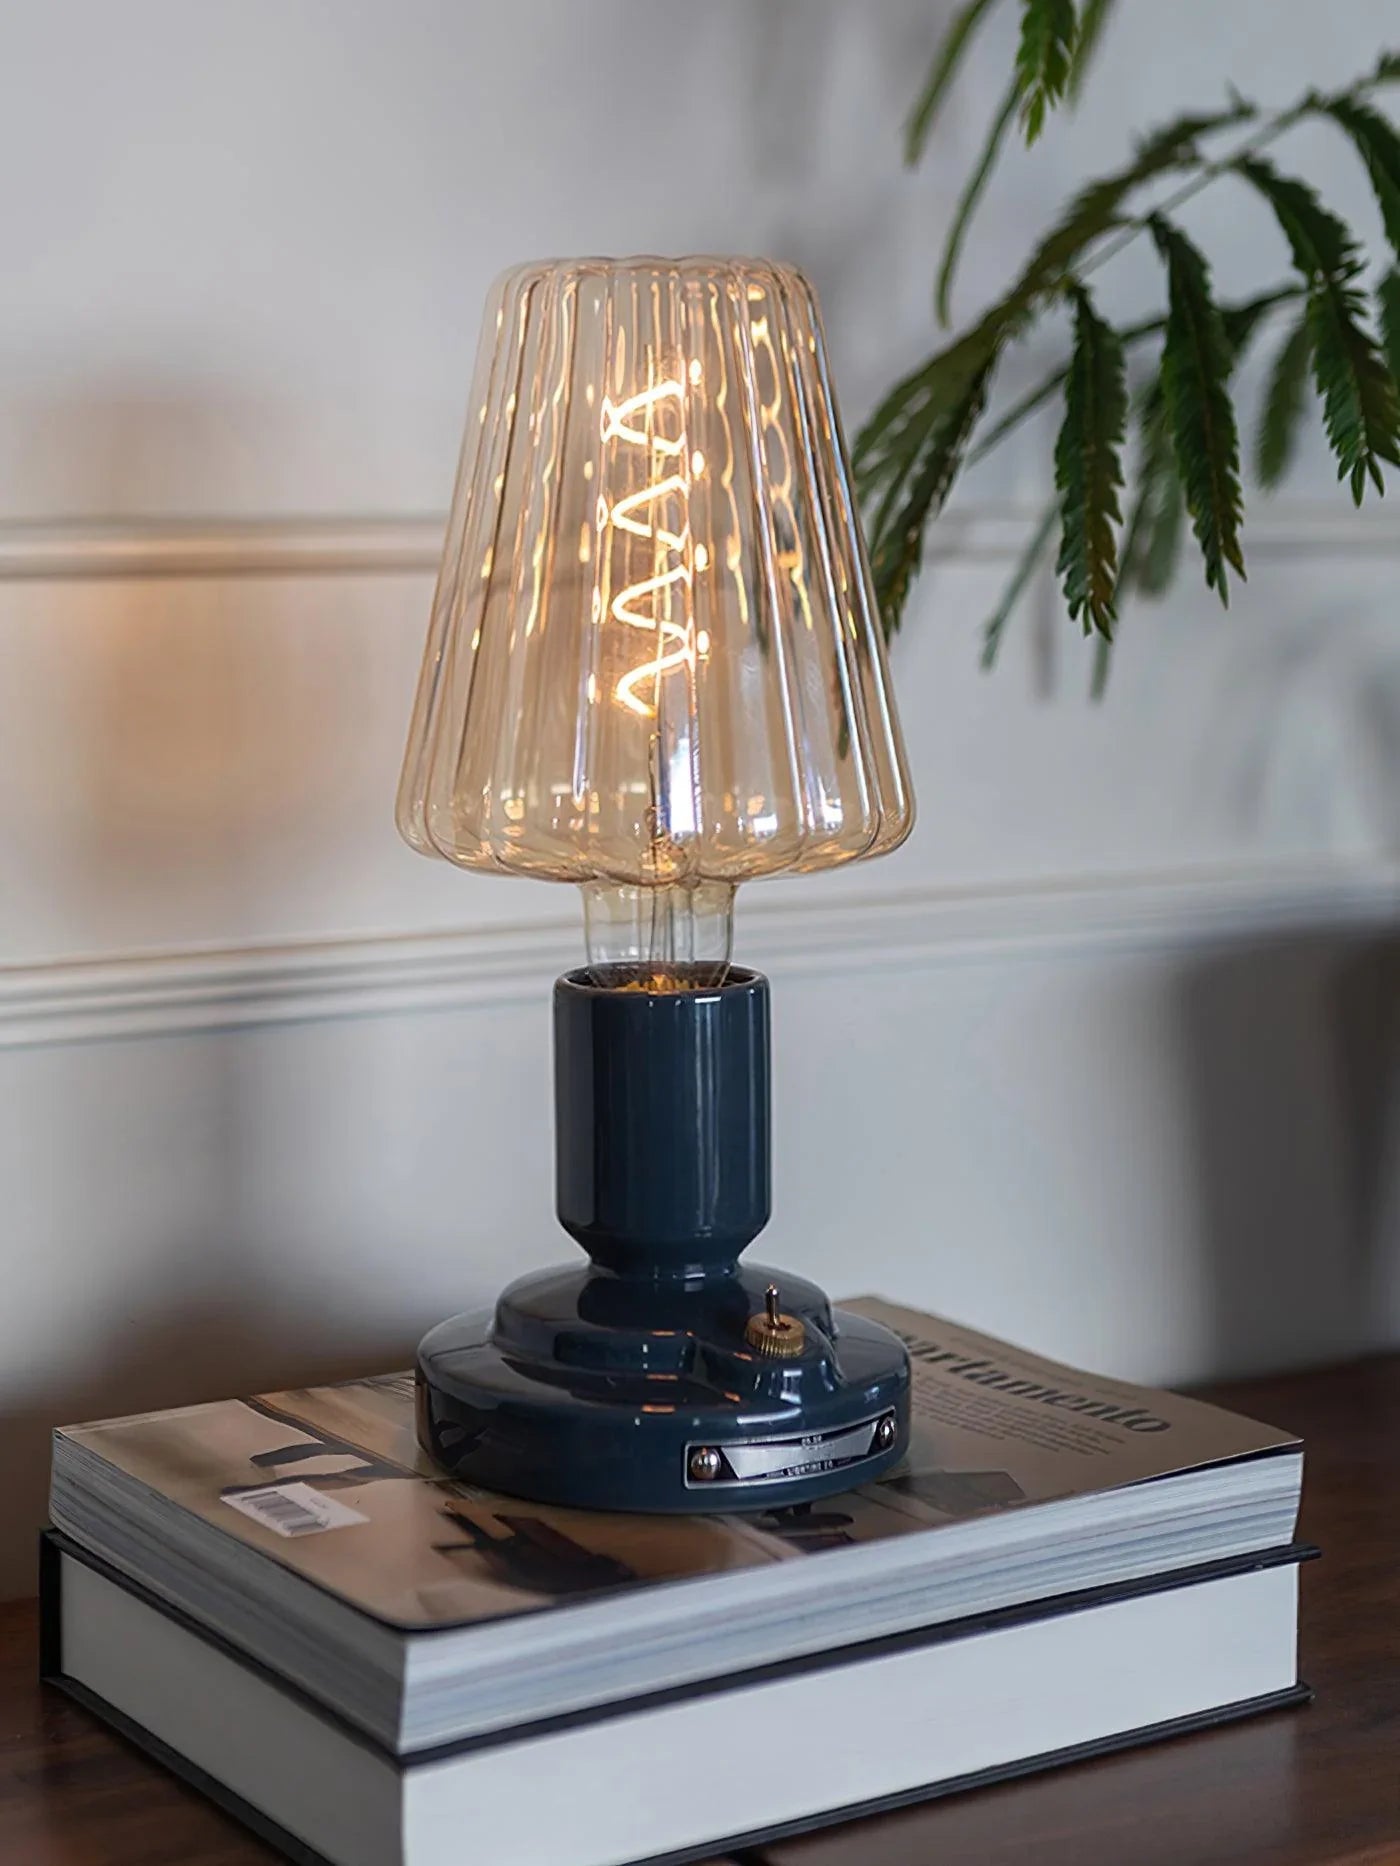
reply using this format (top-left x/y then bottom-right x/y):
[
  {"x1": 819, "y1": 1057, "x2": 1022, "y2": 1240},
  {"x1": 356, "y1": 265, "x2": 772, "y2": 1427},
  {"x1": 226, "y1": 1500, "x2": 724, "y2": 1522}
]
[{"x1": 1, "y1": 1356, "x2": 1396, "y2": 1866}]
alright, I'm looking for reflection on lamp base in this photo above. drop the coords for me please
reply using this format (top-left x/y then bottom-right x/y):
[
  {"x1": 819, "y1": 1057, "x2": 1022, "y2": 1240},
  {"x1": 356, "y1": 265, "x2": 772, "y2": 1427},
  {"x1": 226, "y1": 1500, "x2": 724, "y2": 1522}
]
[{"x1": 416, "y1": 1263, "x2": 910, "y2": 1513}]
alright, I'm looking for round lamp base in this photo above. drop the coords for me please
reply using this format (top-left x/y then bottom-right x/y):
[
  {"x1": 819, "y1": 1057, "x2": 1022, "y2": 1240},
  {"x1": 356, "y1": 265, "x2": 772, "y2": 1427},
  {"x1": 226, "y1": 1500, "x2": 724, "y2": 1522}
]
[{"x1": 416, "y1": 1262, "x2": 910, "y2": 1513}]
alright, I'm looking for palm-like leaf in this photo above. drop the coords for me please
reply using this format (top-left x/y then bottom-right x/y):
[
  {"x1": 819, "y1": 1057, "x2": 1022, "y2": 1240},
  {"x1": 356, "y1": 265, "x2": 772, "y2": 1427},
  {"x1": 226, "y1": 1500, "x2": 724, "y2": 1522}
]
[
  {"x1": 1015, "y1": 0, "x2": 1077, "y2": 144},
  {"x1": 1381, "y1": 267, "x2": 1400, "y2": 382},
  {"x1": 905, "y1": 0, "x2": 1004, "y2": 166},
  {"x1": 1256, "y1": 311, "x2": 1313, "y2": 487},
  {"x1": 1055, "y1": 285, "x2": 1127, "y2": 637},
  {"x1": 1323, "y1": 97, "x2": 1400, "y2": 255},
  {"x1": 860, "y1": 102, "x2": 1253, "y2": 509},
  {"x1": 1150, "y1": 217, "x2": 1245, "y2": 602},
  {"x1": 1307, "y1": 278, "x2": 1400, "y2": 498},
  {"x1": 1238, "y1": 157, "x2": 1399, "y2": 500},
  {"x1": 995, "y1": 100, "x2": 1254, "y2": 336},
  {"x1": 868, "y1": 355, "x2": 1000, "y2": 637},
  {"x1": 1235, "y1": 157, "x2": 1355, "y2": 274},
  {"x1": 1122, "y1": 291, "x2": 1282, "y2": 603}
]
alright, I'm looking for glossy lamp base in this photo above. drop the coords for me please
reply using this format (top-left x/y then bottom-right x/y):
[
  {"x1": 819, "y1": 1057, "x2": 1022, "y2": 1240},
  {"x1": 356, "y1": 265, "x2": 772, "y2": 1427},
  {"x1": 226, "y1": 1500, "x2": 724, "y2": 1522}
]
[
  {"x1": 416, "y1": 1262, "x2": 911, "y2": 1513},
  {"x1": 417, "y1": 965, "x2": 911, "y2": 1512}
]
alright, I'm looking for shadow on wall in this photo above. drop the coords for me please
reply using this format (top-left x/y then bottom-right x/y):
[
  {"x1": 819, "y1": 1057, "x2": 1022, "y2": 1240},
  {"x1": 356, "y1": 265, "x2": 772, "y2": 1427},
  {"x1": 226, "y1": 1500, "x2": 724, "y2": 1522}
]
[{"x1": 1169, "y1": 928, "x2": 1400, "y2": 1379}]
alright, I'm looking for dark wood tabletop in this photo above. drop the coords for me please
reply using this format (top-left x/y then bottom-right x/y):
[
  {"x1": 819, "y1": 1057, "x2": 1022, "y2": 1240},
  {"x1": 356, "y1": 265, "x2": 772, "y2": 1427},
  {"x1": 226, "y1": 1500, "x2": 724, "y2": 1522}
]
[{"x1": 1, "y1": 1355, "x2": 1396, "y2": 1866}]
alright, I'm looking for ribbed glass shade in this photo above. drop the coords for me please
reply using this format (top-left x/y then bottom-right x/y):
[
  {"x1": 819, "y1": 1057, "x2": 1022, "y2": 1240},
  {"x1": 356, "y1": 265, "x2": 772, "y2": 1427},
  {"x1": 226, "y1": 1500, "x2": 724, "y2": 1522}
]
[{"x1": 397, "y1": 256, "x2": 914, "y2": 977}]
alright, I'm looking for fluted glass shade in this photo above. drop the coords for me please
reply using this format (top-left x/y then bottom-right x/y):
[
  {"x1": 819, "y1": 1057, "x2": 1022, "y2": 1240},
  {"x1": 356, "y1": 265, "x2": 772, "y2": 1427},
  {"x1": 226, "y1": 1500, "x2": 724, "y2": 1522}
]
[{"x1": 397, "y1": 256, "x2": 914, "y2": 980}]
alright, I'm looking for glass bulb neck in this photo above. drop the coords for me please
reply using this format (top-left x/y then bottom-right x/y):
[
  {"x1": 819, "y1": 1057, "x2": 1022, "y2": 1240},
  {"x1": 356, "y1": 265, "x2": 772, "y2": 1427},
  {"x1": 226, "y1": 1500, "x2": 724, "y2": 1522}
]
[{"x1": 581, "y1": 880, "x2": 735, "y2": 991}]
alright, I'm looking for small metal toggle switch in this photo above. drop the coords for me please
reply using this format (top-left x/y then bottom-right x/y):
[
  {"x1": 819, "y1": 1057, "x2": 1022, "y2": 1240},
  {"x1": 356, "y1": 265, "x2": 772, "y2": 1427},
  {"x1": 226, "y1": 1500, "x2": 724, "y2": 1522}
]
[{"x1": 744, "y1": 1283, "x2": 807, "y2": 1359}]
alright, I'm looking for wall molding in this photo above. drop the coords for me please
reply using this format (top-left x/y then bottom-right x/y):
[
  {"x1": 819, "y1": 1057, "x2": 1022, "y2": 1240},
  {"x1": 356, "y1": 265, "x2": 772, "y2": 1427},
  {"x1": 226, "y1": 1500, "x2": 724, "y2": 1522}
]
[
  {"x1": 0, "y1": 503, "x2": 1398, "y2": 581},
  {"x1": 0, "y1": 862, "x2": 1396, "y2": 1050}
]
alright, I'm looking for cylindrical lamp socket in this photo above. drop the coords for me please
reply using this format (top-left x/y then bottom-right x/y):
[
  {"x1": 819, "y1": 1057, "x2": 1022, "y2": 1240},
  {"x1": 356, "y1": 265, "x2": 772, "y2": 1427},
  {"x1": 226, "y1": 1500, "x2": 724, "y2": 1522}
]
[{"x1": 554, "y1": 967, "x2": 771, "y2": 1275}]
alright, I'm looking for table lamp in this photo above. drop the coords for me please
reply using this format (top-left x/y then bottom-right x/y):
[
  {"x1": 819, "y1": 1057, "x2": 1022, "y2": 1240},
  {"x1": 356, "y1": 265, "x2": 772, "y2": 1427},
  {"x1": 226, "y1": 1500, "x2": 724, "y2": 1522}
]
[{"x1": 398, "y1": 256, "x2": 915, "y2": 1511}]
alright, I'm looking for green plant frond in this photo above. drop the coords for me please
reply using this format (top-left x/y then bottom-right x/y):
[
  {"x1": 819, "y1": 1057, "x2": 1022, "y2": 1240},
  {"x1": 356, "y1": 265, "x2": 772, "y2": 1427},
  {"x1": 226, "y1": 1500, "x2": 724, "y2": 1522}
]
[
  {"x1": 1150, "y1": 216, "x2": 1245, "y2": 604},
  {"x1": 1132, "y1": 99, "x2": 1256, "y2": 171},
  {"x1": 1371, "y1": 50, "x2": 1400, "y2": 85},
  {"x1": 1066, "y1": 0, "x2": 1114, "y2": 104},
  {"x1": 1015, "y1": 0, "x2": 1077, "y2": 144},
  {"x1": 982, "y1": 501, "x2": 1058, "y2": 669},
  {"x1": 937, "y1": 80, "x2": 1021, "y2": 327},
  {"x1": 1235, "y1": 156, "x2": 1358, "y2": 279},
  {"x1": 1255, "y1": 311, "x2": 1313, "y2": 487},
  {"x1": 1381, "y1": 267, "x2": 1400, "y2": 382},
  {"x1": 1235, "y1": 158, "x2": 1398, "y2": 498},
  {"x1": 868, "y1": 354, "x2": 1001, "y2": 639},
  {"x1": 1054, "y1": 285, "x2": 1127, "y2": 638},
  {"x1": 1305, "y1": 276, "x2": 1400, "y2": 500},
  {"x1": 1323, "y1": 97, "x2": 1400, "y2": 256},
  {"x1": 967, "y1": 286, "x2": 1296, "y2": 475},
  {"x1": 905, "y1": 0, "x2": 1004, "y2": 166},
  {"x1": 1119, "y1": 293, "x2": 1285, "y2": 609},
  {"x1": 853, "y1": 326, "x2": 994, "y2": 479},
  {"x1": 990, "y1": 99, "x2": 1254, "y2": 338}
]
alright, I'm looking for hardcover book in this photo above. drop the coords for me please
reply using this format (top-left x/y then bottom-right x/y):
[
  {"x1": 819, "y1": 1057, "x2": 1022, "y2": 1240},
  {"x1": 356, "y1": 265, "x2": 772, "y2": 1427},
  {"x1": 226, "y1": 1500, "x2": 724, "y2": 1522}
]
[{"x1": 44, "y1": 1299, "x2": 1311, "y2": 1866}]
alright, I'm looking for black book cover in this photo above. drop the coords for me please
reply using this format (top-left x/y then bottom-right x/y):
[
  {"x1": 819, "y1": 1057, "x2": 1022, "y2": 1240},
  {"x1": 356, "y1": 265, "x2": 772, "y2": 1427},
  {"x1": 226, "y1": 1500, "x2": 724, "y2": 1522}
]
[{"x1": 40, "y1": 1530, "x2": 1315, "y2": 1866}]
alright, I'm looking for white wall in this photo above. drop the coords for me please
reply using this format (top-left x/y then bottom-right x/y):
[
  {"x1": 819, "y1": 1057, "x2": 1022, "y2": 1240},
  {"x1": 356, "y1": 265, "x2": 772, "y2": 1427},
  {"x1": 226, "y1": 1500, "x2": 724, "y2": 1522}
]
[{"x1": 1, "y1": 0, "x2": 1399, "y2": 1596}]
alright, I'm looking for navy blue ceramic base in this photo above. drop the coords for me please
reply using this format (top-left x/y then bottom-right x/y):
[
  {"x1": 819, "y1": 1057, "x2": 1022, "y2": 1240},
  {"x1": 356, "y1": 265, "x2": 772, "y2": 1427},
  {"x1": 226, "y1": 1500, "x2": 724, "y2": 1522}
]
[
  {"x1": 417, "y1": 965, "x2": 912, "y2": 1512},
  {"x1": 417, "y1": 1261, "x2": 911, "y2": 1512}
]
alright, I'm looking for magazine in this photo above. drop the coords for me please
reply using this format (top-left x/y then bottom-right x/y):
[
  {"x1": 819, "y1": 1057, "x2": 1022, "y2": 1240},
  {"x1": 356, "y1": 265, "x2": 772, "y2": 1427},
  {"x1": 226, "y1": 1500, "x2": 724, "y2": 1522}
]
[{"x1": 56, "y1": 1297, "x2": 1297, "y2": 1630}]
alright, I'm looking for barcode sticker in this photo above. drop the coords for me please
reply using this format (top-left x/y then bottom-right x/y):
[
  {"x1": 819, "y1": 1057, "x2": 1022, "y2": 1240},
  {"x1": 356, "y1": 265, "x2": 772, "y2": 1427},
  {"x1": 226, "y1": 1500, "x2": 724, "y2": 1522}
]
[{"x1": 221, "y1": 1482, "x2": 369, "y2": 1539}]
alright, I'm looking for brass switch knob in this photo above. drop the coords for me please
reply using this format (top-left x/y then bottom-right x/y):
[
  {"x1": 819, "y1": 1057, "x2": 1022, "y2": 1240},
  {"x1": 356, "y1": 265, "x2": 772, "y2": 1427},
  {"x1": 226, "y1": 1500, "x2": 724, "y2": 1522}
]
[{"x1": 744, "y1": 1283, "x2": 806, "y2": 1359}]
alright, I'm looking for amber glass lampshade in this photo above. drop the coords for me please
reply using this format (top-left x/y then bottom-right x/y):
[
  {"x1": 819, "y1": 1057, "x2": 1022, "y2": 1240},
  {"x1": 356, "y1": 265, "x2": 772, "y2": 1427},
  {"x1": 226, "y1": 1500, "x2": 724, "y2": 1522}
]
[{"x1": 397, "y1": 256, "x2": 913, "y2": 983}]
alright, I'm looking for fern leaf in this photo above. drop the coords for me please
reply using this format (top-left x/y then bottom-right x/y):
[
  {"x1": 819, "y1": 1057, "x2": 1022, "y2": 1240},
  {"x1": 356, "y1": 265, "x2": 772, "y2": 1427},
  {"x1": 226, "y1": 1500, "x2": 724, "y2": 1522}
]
[
  {"x1": 1120, "y1": 293, "x2": 1282, "y2": 606},
  {"x1": 992, "y1": 99, "x2": 1254, "y2": 337},
  {"x1": 1381, "y1": 267, "x2": 1400, "y2": 384},
  {"x1": 868, "y1": 355, "x2": 1000, "y2": 638},
  {"x1": 905, "y1": 0, "x2": 1003, "y2": 166},
  {"x1": 1256, "y1": 311, "x2": 1313, "y2": 487},
  {"x1": 1235, "y1": 156, "x2": 1355, "y2": 276},
  {"x1": 1320, "y1": 97, "x2": 1400, "y2": 257},
  {"x1": 982, "y1": 502, "x2": 1057, "y2": 669},
  {"x1": 937, "y1": 82, "x2": 1020, "y2": 326},
  {"x1": 1238, "y1": 158, "x2": 1400, "y2": 500},
  {"x1": 1307, "y1": 278, "x2": 1400, "y2": 500},
  {"x1": 1016, "y1": 0, "x2": 1077, "y2": 144},
  {"x1": 1371, "y1": 50, "x2": 1400, "y2": 85},
  {"x1": 853, "y1": 327, "x2": 992, "y2": 480},
  {"x1": 1150, "y1": 217, "x2": 1245, "y2": 603},
  {"x1": 1055, "y1": 285, "x2": 1127, "y2": 638},
  {"x1": 1066, "y1": 0, "x2": 1114, "y2": 104}
]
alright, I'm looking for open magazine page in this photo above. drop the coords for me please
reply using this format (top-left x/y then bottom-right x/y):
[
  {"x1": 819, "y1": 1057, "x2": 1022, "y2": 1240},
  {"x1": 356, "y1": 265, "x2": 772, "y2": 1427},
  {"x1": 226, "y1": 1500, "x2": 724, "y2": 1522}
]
[
  {"x1": 57, "y1": 1302, "x2": 1296, "y2": 1631},
  {"x1": 848, "y1": 1298, "x2": 1297, "y2": 1528}
]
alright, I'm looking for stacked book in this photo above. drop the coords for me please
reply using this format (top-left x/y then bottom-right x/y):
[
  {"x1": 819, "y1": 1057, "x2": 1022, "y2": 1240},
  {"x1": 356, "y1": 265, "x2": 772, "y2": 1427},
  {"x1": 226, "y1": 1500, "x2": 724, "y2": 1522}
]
[{"x1": 43, "y1": 1298, "x2": 1310, "y2": 1866}]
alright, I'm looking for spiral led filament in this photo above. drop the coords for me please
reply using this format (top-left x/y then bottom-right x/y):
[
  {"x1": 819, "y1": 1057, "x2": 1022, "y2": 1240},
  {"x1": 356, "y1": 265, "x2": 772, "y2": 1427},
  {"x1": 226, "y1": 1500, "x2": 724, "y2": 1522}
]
[{"x1": 599, "y1": 367, "x2": 694, "y2": 720}]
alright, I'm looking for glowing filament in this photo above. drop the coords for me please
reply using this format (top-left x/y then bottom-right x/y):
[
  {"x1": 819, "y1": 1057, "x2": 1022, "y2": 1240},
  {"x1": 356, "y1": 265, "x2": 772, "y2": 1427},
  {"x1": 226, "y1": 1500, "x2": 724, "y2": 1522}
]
[{"x1": 600, "y1": 376, "x2": 694, "y2": 718}]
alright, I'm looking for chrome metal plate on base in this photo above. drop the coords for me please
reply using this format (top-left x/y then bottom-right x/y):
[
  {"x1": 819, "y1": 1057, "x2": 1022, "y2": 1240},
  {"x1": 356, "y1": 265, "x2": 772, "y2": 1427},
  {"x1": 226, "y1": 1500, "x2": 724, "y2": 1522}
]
[{"x1": 684, "y1": 1410, "x2": 897, "y2": 1490}]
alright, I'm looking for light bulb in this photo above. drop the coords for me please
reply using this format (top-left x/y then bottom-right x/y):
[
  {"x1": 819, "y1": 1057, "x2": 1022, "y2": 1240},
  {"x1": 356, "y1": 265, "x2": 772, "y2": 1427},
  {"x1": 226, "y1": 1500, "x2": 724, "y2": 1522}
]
[{"x1": 396, "y1": 257, "x2": 914, "y2": 991}]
